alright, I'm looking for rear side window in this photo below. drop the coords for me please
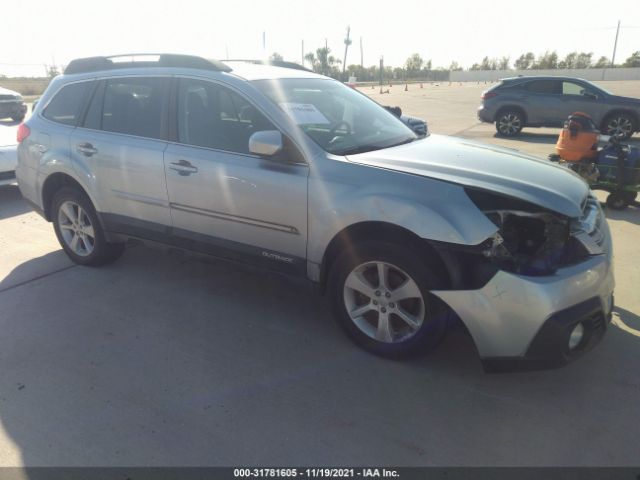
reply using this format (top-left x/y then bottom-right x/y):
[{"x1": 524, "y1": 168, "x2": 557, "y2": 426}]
[
  {"x1": 42, "y1": 81, "x2": 92, "y2": 126},
  {"x1": 523, "y1": 80, "x2": 561, "y2": 94},
  {"x1": 83, "y1": 77, "x2": 168, "y2": 140}
]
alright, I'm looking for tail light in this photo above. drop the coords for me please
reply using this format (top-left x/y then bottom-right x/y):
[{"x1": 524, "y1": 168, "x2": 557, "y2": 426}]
[
  {"x1": 17, "y1": 123, "x2": 30, "y2": 143},
  {"x1": 481, "y1": 92, "x2": 498, "y2": 100}
]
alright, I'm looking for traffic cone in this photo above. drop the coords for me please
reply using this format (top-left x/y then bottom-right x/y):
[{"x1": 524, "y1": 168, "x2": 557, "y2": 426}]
[
  {"x1": 420, "y1": 83, "x2": 423, "y2": 88},
  {"x1": 404, "y1": 83, "x2": 408, "y2": 91}
]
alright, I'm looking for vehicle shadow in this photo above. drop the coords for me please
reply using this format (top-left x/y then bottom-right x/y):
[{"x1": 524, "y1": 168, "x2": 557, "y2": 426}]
[
  {"x1": 493, "y1": 131, "x2": 558, "y2": 145},
  {"x1": 0, "y1": 119, "x2": 20, "y2": 127},
  {"x1": 602, "y1": 200, "x2": 640, "y2": 226},
  {"x1": 0, "y1": 185, "x2": 31, "y2": 219},
  {"x1": 1, "y1": 245, "x2": 639, "y2": 466}
]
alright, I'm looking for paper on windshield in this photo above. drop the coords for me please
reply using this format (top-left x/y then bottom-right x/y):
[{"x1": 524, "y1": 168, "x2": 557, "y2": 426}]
[{"x1": 279, "y1": 103, "x2": 330, "y2": 125}]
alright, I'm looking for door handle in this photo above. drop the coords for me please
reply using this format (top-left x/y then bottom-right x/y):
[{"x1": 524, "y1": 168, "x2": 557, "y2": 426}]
[
  {"x1": 76, "y1": 142, "x2": 98, "y2": 156},
  {"x1": 169, "y1": 159, "x2": 198, "y2": 176}
]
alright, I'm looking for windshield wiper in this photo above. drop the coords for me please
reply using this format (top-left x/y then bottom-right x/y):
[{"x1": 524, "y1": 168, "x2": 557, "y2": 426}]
[
  {"x1": 335, "y1": 137, "x2": 417, "y2": 156},
  {"x1": 333, "y1": 145, "x2": 385, "y2": 156}
]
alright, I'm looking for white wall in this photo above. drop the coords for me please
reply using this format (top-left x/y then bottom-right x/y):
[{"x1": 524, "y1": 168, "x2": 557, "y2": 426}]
[{"x1": 450, "y1": 68, "x2": 640, "y2": 83}]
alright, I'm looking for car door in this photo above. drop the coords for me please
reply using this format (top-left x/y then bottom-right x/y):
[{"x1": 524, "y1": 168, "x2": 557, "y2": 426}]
[
  {"x1": 555, "y1": 80, "x2": 605, "y2": 123},
  {"x1": 521, "y1": 79, "x2": 562, "y2": 125},
  {"x1": 70, "y1": 76, "x2": 172, "y2": 240},
  {"x1": 164, "y1": 77, "x2": 309, "y2": 275}
]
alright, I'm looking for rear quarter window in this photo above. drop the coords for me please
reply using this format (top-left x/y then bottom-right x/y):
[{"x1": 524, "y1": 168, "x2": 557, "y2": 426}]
[{"x1": 42, "y1": 81, "x2": 93, "y2": 126}]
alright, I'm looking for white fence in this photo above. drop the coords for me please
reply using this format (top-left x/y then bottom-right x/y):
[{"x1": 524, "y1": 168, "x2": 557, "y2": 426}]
[{"x1": 450, "y1": 68, "x2": 640, "y2": 83}]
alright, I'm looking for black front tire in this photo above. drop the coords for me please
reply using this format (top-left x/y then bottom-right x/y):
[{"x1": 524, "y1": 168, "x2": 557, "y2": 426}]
[
  {"x1": 328, "y1": 241, "x2": 449, "y2": 359},
  {"x1": 495, "y1": 109, "x2": 524, "y2": 137},
  {"x1": 606, "y1": 192, "x2": 628, "y2": 210},
  {"x1": 52, "y1": 187, "x2": 125, "y2": 266}
]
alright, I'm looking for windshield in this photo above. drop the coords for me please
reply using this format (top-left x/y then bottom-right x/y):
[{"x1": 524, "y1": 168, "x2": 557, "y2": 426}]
[{"x1": 253, "y1": 78, "x2": 417, "y2": 155}]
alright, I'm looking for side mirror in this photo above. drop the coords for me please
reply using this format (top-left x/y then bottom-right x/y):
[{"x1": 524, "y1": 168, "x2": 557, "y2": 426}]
[
  {"x1": 583, "y1": 92, "x2": 598, "y2": 100},
  {"x1": 248, "y1": 130, "x2": 283, "y2": 157}
]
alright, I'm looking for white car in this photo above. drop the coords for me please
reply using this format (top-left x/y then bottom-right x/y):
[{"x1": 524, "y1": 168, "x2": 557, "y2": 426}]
[{"x1": 0, "y1": 144, "x2": 17, "y2": 186}]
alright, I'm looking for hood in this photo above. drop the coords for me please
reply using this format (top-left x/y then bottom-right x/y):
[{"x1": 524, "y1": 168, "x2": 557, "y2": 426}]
[
  {"x1": 610, "y1": 94, "x2": 640, "y2": 106},
  {"x1": 0, "y1": 86, "x2": 21, "y2": 97},
  {"x1": 347, "y1": 134, "x2": 589, "y2": 218}
]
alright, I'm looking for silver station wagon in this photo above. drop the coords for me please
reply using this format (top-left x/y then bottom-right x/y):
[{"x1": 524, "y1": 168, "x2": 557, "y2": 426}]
[{"x1": 16, "y1": 54, "x2": 614, "y2": 372}]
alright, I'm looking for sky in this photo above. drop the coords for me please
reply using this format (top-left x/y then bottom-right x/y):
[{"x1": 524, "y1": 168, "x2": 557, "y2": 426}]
[{"x1": 1, "y1": 0, "x2": 639, "y2": 77}]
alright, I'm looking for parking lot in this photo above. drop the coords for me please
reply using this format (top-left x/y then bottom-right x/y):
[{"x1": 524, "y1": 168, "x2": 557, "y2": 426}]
[{"x1": 0, "y1": 81, "x2": 639, "y2": 467}]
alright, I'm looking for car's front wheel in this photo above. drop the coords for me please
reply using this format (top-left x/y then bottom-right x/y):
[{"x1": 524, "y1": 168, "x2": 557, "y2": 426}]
[
  {"x1": 495, "y1": 109, "x2": 524, "y2": 137},
  {"x1": 602, "y1": 112, "x2": 636, "y2": 140},
  {"x1": 52, "y1": 187, "x2": 125, "y2": 266},
  {"x1": 328, "y1": 242, "x2": 448, "y2": 358}
]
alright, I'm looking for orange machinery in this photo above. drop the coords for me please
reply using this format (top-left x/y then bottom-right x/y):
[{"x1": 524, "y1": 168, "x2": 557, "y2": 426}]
[{"x1": 555, "y1": 112, "x2": 600, "y2": 162}]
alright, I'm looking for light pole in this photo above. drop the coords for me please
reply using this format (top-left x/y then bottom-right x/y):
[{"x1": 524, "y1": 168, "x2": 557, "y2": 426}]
[{"x1": 611, "y1": 20, "x2": 621, "y2": 67}]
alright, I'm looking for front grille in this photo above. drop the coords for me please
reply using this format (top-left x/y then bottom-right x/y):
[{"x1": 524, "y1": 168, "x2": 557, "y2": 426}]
[{"x1": 0, "y1": 170, "x2": 16, "y2": 181}]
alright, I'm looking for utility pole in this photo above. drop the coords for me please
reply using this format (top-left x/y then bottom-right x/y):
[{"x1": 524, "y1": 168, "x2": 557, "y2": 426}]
[
  {"x1": 379, "y1": 56, "x2": 384, "y2": 93},
  {"x1": 301, "y1": 40, "x2": 304, "y2": 66},
  {"x1": 360, "y1": 37, "x2": 363, "y2": 68},
  {"x1": 342, "y1": 25, "x2": 351, "y2": 76},
  {"x1": 611, "y1": 20, "x2": 621, "y2": 67}
]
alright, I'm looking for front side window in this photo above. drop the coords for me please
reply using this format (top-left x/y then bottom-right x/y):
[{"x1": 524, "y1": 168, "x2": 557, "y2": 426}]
[
  {"x1": 254, "y1": 78, "x2": 416, "y2": 155},
  {"x1": 562, "y1": 82, "x2": 586, "y2": 96},
  {"x1": 43, "y1": 81, "x2": 92, "y2": 126},
  {"x1": 177, "y1": 78, "x2": 275, "y2": 154},
  {"x1": 95, "y1": 77, "x2": 168, "y2": 139}
]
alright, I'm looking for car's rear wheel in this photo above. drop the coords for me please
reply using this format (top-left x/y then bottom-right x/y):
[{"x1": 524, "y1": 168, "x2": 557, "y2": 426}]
[
  {"x1": 602, "y1": 112, "x2": 636, "y2": 140},
  {"x1": 328, "y1": 241, "x2": 448, "y2": 358},
  {"x1": 52, "y1": 187, "x2": 125, "y2": 266},
  {"x1": 495, "y1": 109, "x2": 524, "y2": 137}
]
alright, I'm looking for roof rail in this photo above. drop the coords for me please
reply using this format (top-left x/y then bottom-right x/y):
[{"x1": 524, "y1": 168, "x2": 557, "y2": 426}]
[
  {"x1": 225, "y1": 59, "x2": 312, "y2": 72},
  {"x1": 64, "y1": 54, "x2": 232, "y2": 75}
]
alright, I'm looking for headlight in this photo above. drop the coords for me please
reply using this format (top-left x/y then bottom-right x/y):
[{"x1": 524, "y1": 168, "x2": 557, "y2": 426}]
[{"x1": 466, "y1": 188, "x2": 575, "y2": 276}]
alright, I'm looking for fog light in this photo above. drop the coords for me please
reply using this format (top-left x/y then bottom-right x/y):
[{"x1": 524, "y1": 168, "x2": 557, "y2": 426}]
[{"x1": 568, "y1": 323, "x2": 585, "y2": 350}]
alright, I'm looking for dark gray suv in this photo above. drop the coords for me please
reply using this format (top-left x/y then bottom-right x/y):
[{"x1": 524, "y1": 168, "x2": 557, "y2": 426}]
[{"x1": 478, "y1": 76, "x2": 640, "y2": 139}]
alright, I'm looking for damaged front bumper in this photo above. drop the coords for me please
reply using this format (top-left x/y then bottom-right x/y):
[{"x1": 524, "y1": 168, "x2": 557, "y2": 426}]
[{"x1": 433, "y1": 200, "x2": 614, "y2": 373}]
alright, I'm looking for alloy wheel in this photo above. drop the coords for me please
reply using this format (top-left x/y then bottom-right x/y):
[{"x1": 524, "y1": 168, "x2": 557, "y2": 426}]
[
  {"x1": 343, "y1": 261, "x2": 425, "y2": 343},
  {"x1": 605, "y1": 116, "x2": 633, "y2": 138},
  {"x1": 58, "y1": 201, "x2": 95, "y2": 257},
  {"x1": 497, "y1": 113, "x2": 522, "y2": 135}
]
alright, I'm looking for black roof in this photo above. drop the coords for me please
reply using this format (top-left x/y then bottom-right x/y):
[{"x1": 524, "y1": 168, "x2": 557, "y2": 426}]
[{"x1": 64, "y1": 54, "x2": 232, "y2": 75}]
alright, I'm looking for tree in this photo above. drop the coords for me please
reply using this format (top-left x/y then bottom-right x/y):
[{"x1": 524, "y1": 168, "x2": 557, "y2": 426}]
[
  {"x1": 498, "y1": 56, "x2": 510, "y2": 70},
  {"x1": 623, "y1": 51, "x2": 640, "y2": 68},
  {"x1": 558, "y1": 52, "x2": 576, "y2": 68},
  {"x1": 594, "y1": 56, "x2": 610, "y2": 68},
  {"x1": 449, "y1": 61, "x2": 463, "y2": 71},
  {"x1": 405, "y1": 53, "x2": 424, "y2": 76},
  {"x1": 269, "y1": 52, "x2": 283, "y2": 62},
  {"x1": 575, "y1": 52, "x2": 593, "y2": 69},
  {"x1": 514, "y1": 52, "x2": 535, "y2": 69},
  {"x1": 533, "y1": 51, "x2": 558, "y2": 69},
  {"x1": 44, "y1": 64, "x2": 60, "y2": 78},
  {"x1": 305, "y1": 47, "x2": 341, "y2": 76}
]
